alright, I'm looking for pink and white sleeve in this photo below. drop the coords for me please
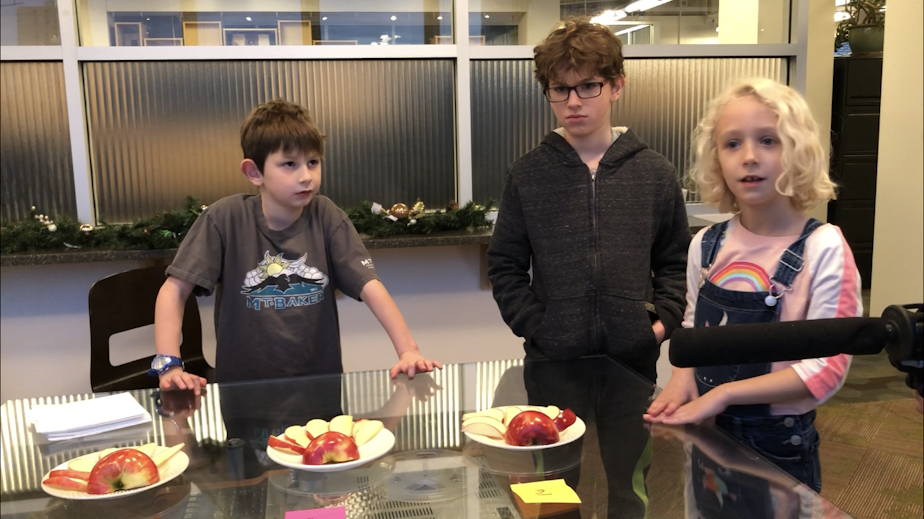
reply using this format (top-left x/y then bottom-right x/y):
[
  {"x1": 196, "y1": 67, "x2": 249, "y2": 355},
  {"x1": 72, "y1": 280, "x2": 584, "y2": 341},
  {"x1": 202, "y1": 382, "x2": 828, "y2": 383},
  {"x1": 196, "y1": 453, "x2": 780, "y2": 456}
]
[{"x1": 790, "y1": 226, "x2": 863, "y2": 403}]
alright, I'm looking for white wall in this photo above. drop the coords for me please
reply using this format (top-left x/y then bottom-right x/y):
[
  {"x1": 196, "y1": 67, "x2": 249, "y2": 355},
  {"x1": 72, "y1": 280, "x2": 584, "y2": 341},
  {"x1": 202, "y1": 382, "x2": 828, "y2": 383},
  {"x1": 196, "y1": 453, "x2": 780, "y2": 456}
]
[
  {"x1": 0, "y1": 246, "x2": 526, "y2": 402},
  {"x1": 869, "y1": 0, "x2": 924, "y2": 316}
]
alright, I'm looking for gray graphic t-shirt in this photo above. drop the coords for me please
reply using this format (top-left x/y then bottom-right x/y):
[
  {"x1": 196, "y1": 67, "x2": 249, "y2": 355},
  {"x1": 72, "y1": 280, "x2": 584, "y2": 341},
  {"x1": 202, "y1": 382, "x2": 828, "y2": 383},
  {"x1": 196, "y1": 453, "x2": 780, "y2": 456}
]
[{"x1": 166, "y1": 194, "x2": 378, "y2": 383}]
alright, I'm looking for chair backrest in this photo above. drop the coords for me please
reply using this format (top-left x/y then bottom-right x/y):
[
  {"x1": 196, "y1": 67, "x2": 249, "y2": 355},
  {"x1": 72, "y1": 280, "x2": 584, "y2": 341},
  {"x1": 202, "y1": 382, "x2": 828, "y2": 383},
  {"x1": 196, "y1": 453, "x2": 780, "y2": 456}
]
[{"x1": 88, "y1": 266, "x2": 208, "y2": 392}]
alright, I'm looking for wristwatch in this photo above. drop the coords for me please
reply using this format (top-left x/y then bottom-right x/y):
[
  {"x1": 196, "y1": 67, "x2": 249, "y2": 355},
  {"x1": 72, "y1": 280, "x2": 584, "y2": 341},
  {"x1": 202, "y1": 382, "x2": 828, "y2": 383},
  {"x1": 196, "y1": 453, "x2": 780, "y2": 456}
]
[{"x1": 149, "y1": 354, "x2": 185, "y2": 377}]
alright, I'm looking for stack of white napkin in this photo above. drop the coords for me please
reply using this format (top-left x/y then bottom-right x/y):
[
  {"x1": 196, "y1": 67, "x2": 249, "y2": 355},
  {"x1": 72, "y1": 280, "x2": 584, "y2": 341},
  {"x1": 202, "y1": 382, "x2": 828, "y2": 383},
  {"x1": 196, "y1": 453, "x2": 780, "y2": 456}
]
[{"x1": 28, "y1": 393, "x2": 153, "y2": 441}]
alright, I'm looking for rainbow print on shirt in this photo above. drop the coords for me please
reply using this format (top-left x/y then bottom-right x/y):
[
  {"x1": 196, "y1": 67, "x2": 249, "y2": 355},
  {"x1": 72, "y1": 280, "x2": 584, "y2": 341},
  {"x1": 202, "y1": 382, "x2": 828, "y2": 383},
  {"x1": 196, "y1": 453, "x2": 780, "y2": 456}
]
[{"x1": 710, "y1": 262, "x2": 771, "y2": 292}]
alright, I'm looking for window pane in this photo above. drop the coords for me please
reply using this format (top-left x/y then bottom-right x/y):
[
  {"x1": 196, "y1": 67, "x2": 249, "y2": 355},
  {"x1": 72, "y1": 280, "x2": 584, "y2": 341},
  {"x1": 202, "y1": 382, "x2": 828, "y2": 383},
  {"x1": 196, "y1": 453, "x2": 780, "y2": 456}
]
[
  {"x1": 469, "y1": 0, "x2": 790, "y2": 46},
  {"x1": 76, "y1": 1, "x2": 454, "y2": 46},
  {"x1": 84, "y1": 60, "x2": 456, "y2": 222},
  {"x1": 0, "y1": 0, "x2": 61, "y2": 45},
  {"x1": 471, "y1": 58, "x2": 787, "y2": 204},
  {"x1": 0, "y1": 62, "x2": 76, "y2": 221}
]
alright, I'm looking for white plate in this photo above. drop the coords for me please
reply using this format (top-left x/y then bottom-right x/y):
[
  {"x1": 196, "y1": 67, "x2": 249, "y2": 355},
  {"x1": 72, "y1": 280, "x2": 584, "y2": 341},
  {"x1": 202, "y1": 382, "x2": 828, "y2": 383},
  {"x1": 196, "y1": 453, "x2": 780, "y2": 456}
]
[
  {"x1": 41, "y1": 446, "x2": 190, "y2": 500},
  {"x1": 267, "y1": 429, "x2": 396, "y2": 472},
  {"x1": 464, "y1": 416, "x2": 586, "y2": 451}
]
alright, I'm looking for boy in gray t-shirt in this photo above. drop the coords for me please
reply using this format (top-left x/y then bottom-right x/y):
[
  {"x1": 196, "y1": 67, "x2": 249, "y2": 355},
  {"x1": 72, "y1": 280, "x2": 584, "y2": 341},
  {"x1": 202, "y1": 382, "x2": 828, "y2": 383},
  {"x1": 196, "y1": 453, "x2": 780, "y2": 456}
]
[{"x1": 153, "y1": 99, "x2": 442, "y2": 391}]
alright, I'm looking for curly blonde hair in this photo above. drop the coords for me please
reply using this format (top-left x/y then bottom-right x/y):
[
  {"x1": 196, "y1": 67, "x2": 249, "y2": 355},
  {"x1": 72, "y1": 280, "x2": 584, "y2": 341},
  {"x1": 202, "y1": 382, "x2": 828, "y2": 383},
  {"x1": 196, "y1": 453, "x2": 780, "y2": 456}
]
[{"x1": 689, "y1": 78, "x2": 836, "y2": 213}]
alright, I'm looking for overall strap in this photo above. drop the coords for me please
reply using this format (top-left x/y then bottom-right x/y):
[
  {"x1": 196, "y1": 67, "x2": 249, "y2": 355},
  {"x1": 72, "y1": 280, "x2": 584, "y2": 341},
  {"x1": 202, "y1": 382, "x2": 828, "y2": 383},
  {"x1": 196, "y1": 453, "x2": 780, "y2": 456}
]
[
  {"x1": 771, "y1": 218, "x2": 824, "y2": 290},
  {"x1": 700, "y1": 219, "x2": 732, "y2": 269}
]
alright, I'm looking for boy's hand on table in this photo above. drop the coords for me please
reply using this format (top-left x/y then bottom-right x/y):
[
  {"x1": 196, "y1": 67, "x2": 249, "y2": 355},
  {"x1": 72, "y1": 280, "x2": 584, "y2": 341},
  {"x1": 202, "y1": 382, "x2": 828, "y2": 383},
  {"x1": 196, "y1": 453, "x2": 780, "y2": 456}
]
[
  {"x1": 390, "y1": 351, "x2": 443, "y2": 379},
  {"x1": 159, "y1": 368, "x2": 207, "y2": 395}
]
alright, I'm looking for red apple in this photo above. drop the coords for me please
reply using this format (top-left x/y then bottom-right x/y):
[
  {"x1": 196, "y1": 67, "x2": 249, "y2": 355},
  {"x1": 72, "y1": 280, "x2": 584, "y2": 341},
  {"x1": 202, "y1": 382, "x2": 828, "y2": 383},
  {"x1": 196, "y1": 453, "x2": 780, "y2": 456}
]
[
  {"x1": 504, "y1": 410, "x2": 560, "y2": 446},
  {"x1": 268, "y1": 434, "x2": 305, "y2": 455},
  {"x1": 554, "y1": 408, "x2": 577, "y2": 432},
  {"x1": 86, "y1": 449, "x2": 160, "y2": 494},
  {"x1": 43, "y1": 476, "x2": 89, "y2": 492},
  {"x1": 48, "y1": 469, "x2": 91, "y2": 481},
  {"x1": 302, "y1": 432, "x2": 360, "y2": 465}
]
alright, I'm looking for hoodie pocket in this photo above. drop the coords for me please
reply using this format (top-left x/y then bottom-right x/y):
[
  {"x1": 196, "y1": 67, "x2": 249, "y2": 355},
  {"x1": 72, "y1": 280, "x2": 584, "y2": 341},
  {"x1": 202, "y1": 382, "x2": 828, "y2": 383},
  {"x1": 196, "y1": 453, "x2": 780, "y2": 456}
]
[
  {"x1": 599, "y1": 295, "x2": 658, "y2": 361},
  {"x1": 531, "y1": 296, "x2": 593, "y2": 360}
]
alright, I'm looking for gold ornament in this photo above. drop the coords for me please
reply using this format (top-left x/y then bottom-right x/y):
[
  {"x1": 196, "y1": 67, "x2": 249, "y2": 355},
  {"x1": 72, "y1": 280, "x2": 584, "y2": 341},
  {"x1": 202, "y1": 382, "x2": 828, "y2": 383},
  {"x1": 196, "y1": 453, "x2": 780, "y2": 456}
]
[
  {"x1": 410, "y1": 199, "x2": 425, "y2": 218},
  {"x1": 390, "y1": 203, "x2": 409, "y2": 219},
  {"x1": 79, "y1": 224, "x2": 94, "y2": 233}
]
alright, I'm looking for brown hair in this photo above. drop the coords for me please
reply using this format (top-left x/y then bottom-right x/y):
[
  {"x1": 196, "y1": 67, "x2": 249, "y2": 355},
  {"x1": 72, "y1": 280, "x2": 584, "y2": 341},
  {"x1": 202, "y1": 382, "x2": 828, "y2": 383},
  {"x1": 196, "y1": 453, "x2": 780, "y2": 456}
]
[
  {"x1": 240, "y1": 99, "x2": 325, "y2": 172},
  {"x1": 534, "y1": 19, "x2": 625, "y2": 89}
]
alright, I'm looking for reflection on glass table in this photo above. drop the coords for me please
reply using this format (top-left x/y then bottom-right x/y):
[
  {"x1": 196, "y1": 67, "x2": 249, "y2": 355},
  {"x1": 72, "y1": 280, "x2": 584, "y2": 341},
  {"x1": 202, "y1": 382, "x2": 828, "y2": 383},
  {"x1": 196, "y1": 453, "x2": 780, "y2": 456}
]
[{"x1": 0, "y1": 357, "x2": 846, "y2": 518}]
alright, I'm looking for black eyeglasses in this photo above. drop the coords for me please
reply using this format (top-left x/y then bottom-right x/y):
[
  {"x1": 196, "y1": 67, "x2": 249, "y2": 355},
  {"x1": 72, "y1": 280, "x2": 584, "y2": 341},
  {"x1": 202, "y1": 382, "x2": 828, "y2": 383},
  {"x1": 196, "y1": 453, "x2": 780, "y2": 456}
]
[{"x1": 544, "y1": 82, "x2": 606, "y2": 103}]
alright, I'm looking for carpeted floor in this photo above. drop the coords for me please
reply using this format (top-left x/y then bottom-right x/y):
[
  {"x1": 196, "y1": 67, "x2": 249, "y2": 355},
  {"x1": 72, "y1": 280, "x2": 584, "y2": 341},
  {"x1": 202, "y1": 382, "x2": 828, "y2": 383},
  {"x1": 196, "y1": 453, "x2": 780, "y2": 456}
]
[{"x1": 816, "y1": 350, "x2": 923, "y2": 518}]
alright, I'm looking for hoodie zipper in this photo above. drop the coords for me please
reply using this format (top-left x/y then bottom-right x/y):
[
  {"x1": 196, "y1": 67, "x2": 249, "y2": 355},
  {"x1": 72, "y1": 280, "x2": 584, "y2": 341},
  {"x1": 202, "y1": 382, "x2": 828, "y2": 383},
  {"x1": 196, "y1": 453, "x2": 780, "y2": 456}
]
[{"x1": 590, "y1": 166, "x2": 599, "y2": 351}]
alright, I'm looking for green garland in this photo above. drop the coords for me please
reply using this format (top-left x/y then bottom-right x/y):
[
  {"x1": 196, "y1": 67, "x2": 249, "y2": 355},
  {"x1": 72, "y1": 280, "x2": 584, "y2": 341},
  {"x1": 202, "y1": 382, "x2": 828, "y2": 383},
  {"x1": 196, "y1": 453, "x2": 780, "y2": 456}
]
[{"x1": 0, "y1": 197, "x2": 494, "y2": 254}]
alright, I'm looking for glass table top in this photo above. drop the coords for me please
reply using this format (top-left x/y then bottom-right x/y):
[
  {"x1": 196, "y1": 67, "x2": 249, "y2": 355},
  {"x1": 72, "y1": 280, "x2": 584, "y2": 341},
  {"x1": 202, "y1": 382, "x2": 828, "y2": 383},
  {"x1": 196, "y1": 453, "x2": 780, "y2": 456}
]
[{"x1": 0, "y1": 356, "x2": 847, "y2": 518}]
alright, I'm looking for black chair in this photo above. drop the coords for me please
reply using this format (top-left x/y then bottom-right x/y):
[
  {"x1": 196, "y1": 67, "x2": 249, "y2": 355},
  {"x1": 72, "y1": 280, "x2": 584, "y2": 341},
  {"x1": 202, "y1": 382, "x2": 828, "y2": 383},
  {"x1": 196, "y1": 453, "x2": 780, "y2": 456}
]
[{"x1": 89, "y1": 266, "x2": 214, "y2": 392}]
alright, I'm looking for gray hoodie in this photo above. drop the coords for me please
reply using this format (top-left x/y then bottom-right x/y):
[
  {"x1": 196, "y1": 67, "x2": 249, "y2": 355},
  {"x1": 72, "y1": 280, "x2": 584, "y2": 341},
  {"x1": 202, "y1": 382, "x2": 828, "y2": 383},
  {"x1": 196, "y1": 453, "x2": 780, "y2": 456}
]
[{"x1": 486, "y1": 129, "x2": 690, "y2": 380}]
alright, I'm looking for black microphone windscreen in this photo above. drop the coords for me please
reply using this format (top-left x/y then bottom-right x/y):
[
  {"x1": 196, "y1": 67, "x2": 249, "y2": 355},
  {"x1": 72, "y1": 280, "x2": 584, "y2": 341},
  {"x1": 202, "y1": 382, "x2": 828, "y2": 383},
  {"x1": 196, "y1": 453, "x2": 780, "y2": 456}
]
[{"x1": 669, "y1": 318, "x2": 888, "y2": 368}]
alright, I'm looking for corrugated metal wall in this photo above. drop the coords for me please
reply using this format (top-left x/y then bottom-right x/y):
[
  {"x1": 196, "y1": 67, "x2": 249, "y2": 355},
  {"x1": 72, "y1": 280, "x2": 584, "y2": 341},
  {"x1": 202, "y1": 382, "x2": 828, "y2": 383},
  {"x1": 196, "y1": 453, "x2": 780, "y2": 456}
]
[
  {"x1": 471, "y1": 58, "x2": 787, "y2": 204},
  {"x1": 0, "y1": 62, "x2": 76, "y2": 222},
  {"x1": 83, "y1": 60, "x2": 457, "y2": 222}
]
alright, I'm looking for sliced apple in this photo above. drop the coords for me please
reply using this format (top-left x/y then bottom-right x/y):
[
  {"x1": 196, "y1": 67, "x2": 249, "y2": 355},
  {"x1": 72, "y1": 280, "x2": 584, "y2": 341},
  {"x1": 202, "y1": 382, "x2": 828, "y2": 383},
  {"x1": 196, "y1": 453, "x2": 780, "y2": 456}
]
[
  {"x1": 285, "y1": 425, "x2": 311, "y2": 448},
  {"x1": 329, "y1": 415, "x2": 354, "y2": 436},
  {"x1": 462, "y1": 416, "x2": 507, "y2": 439},
  {"x1": 305, "y1": 419, "x2": 328, "y2": 439},
  {"x1": 354, "y1": 420, "x2": 384, "y2": 447},
  {"x1": 135, "y1": 443, "x2": 158, "y2": 457},
  {"x1": 503, "y1": 406, "x2": 522, "y2": 425},
  {"x1": 462, "y1": 408, "x2": 505, "y2": 422},
  {"x1": 48, "y1": 469, "x2": 91, "y2": 481},
  {"x1": 268, "y1": 434, "x2": 305, "y2": 455},
  {"x1": 151, "y1": 443, "x2": 185, "y2": 468},
  {"x1": 43, "y1": 476, "x2": 89, "y2": 492},
  {"x1": 351, "y1": 419, "x2": 366, "y2": 438},
  {"x1": 67, "y1": 454, "x2": 99, "y2": 473},
  {"x1": 543, "y1": 405, "x2": 561, "y2": 421}
]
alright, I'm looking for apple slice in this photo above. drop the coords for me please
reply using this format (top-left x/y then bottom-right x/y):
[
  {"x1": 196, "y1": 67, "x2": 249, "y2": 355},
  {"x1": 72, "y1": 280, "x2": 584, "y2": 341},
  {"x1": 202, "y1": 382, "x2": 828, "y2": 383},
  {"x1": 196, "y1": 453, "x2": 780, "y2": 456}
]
[
  {"x1": 354, "y1": 420, "x2": 384, "y2": 447},
  {"x1": 305, "y1": 419, "x2": 328, "y2": 439},
  {"x1": 151, "y1": 443, "x2": 185, "y2": 468},
  {"x1": 67, "y1": 454, "x2": 99, "y2": 473},
  {"x1": 503, "y1": 406, "x2": 522, "y2": 425},
  {"x1": 285, "y1": 425, "x2": 311, "y2": 448},
  {"x1": 135, "y1": 443, "x2": 158, "y2": 457},
  {"x1": 329, "y1": 415, "x2": 354, "y2": 436},
  {"x1": 543, "y1": 405, "x2": 561, "y2": 421},
  {"x1": 48, "y1": 469, "x2": 91, "y2": 481},
  {"x1": 462, "y1": 416, "x2": 507, "y2": 439},
  {"x1": 43, "y1": 476, "x2": 89, "y2": 492},
  {"x1": 351, "y1": 419, "x2": 366, "y2": 438},
  {"x1": 462, "y1": 408, "x2": 506, "y2": 423},
  {"x1": 268, "y1": 434, "x2": 305, "y2": 455}
]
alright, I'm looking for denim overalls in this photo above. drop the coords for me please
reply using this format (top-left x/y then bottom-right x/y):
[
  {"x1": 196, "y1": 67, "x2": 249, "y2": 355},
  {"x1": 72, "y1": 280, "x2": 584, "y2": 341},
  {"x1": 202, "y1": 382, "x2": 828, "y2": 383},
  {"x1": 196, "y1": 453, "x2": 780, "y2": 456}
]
[{"x1": 693, "y1": 218, "x2": 823, "y2": 493}]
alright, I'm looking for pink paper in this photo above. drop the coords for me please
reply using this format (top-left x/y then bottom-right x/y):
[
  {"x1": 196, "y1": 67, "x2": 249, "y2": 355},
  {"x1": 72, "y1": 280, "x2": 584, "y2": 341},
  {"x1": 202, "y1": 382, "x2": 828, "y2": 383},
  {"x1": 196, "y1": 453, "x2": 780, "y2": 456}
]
[{"x1": 284, "y1": 508, "x2": 346, "y2": 519}]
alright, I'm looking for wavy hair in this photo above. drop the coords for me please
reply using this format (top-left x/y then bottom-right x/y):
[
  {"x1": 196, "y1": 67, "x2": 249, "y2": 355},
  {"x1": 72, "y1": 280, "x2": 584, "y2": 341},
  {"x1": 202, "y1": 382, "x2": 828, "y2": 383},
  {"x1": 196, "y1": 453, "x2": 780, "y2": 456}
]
[
  {"x1": 689, "y1": 78, "x2": 836, "y2": 213},
  {"x1": 534, "y1": 19, "x2": 625, "y2": 89}
]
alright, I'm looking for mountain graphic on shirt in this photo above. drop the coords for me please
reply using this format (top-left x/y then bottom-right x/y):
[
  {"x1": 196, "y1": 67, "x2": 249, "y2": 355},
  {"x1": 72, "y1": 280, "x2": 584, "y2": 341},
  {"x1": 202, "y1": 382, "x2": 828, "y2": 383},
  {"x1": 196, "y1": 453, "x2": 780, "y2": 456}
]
[{"x1": 240, "y1": 251, "x2": 329, "y2": 296}]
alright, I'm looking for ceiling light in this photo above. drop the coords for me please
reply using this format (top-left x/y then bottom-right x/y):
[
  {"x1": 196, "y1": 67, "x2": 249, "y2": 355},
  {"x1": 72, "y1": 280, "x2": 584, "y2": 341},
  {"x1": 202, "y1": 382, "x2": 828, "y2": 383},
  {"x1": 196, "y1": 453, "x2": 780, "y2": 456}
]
[
  {"x1": 485, "y1": 14, "x2": 490, "y2": 19},
  {"x1": 590, "y1": 9, "x2": 627, "y2": 25},
  {"x1": 245, "y1": 16, "x2": 252, "y2": 21},
  {"x1": 624, "y1": 0, "x2": 673, "y2": 13},
  {"x1": 322, "y1": 16, "x2": 327, "y2": 21},
  {"x1": 614, "y1": 25, "x2": 651, "y2": 36},
  {"x1": 437, "y1": 15, "x2": 443, "y2": 20},
  {"x1": 391, "y1": 15, "x2": 397, "y2": 21}
]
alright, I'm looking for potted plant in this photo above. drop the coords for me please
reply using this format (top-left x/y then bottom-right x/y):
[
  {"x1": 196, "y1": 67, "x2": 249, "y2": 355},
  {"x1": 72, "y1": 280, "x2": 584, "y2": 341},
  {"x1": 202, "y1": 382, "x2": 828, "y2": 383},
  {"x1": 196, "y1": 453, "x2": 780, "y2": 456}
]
[{"x1": 835, "y1": 0, "x2": 886, "y2": 55}]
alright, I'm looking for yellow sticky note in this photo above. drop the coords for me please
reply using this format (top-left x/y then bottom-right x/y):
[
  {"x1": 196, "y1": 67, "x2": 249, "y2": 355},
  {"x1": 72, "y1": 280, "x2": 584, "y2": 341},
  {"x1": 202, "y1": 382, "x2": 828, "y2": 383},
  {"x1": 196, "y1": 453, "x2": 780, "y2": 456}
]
[{"x1": 510, "y1": 479, "x2": 581, "y2": 504}]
